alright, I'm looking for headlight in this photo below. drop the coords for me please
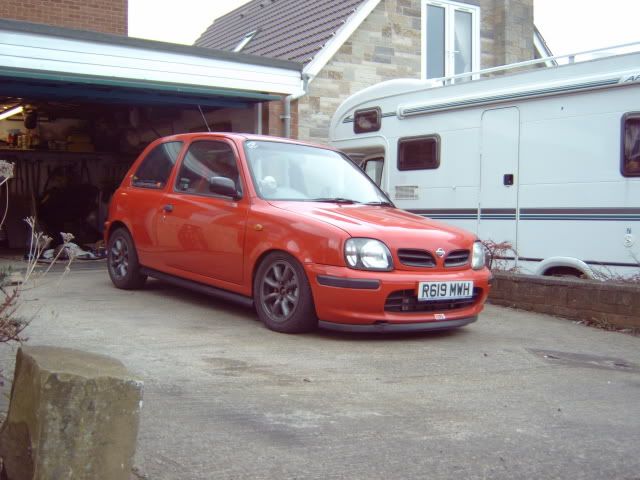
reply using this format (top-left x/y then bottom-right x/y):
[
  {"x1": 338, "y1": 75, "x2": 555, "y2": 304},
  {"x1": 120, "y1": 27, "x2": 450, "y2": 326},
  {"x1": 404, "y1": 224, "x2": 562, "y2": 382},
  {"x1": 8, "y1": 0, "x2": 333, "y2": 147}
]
[
  {"x1": 345, "y1": 238, "x2": 393, "y2": 271},
  {"x1": 471, "y1": 241, "x2": 486, "y2": 270}
]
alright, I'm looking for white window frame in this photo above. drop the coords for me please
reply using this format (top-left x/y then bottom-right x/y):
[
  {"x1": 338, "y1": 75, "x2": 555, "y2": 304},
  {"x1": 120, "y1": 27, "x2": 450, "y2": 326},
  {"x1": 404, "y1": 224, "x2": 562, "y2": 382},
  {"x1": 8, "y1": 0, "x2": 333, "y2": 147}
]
[
  {"x1": 233, "y1": 30, "x2": 257, "y2": 53},
  {"x1": 421, "y1": 0, "x2": 481, "y2": 80}
]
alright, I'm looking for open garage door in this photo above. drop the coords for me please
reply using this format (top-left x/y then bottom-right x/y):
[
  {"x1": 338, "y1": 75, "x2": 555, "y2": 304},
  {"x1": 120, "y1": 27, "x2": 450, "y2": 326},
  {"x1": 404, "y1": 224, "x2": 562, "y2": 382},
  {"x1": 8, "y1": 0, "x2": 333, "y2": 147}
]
[{"x1": 0, "y1": 18, "x2": 302, "y2": 256}]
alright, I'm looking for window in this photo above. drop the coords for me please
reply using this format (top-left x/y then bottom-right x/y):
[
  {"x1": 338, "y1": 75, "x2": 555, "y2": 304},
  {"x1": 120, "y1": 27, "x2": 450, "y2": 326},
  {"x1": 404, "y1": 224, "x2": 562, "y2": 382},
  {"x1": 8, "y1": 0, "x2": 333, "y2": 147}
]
[
  {"x1": 364, "y1": 158, "x2": 384, "y2": 186},
  {"x1": 398, "y1": 136, "x2": 440, "y2": 171},
  {"x1": 422, "y1": 1, "x2": 480, "y2": 79},
  {"x1": 133, "y1": 141, "x2": 182, "y2": 189},
  {"x1": 175, "y1": 141, "x2": 241, "y2": 196},
  {"x1": 234, "y1": 30, "x2": 257, "y2": 52},
  {"x1": 354, "y1": 108, "x2": 382, "y2": 134},
  {"x1": 622, "y1": 113, "x2": 640, "y2": 177}
]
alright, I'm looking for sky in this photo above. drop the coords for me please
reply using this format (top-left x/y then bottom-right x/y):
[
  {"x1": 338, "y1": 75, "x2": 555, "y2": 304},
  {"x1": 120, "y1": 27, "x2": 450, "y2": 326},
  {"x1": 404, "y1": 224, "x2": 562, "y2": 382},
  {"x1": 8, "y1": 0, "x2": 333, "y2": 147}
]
[{"x1": 128, "y1": 0, "x2": 640, "y2": 57}]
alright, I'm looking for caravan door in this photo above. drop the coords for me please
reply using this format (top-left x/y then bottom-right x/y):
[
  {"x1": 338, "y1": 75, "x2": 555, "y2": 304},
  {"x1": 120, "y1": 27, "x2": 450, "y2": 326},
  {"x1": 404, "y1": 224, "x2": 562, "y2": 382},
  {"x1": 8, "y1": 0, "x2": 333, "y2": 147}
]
[{"x1": 479, "y1": 107, "x2": 520, "y2": 251}]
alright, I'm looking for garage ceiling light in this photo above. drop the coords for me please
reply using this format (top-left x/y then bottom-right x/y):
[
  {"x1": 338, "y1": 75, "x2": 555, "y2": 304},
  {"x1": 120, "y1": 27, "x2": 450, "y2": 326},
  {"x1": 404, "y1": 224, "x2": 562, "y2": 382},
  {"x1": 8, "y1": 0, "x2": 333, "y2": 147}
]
[{"x1": 0, "y1": 105, "x2": 23, "y2": 121}]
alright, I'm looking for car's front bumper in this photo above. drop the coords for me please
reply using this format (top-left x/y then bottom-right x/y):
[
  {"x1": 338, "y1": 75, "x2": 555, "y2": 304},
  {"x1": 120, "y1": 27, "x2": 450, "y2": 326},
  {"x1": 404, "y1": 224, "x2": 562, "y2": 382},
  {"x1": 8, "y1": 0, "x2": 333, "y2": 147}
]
[{"x1": 307, "y1": 264, "x2": 491, "y2": 330}]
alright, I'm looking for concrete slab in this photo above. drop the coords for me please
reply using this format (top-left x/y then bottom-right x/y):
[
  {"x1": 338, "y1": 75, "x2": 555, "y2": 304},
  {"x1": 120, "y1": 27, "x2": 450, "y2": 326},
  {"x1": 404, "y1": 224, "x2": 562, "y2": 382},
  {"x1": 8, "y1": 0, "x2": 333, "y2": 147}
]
[{"x1": 1, "y1": 264, "x2": 638, "y2": 479}]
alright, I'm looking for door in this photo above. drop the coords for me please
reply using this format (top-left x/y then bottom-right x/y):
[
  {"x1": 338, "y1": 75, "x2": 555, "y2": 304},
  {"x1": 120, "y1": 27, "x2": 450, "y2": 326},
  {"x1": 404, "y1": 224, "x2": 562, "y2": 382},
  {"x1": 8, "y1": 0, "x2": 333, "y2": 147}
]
[
  {"x1": 479, "y1": 107, "x2": 520, "y2": 253},
  {"x1": 125, "y1": 140, "x2": 184, "y2": 269},
  {"x1": 157, "y1": 139, "x2": 248, "y2": 285}
]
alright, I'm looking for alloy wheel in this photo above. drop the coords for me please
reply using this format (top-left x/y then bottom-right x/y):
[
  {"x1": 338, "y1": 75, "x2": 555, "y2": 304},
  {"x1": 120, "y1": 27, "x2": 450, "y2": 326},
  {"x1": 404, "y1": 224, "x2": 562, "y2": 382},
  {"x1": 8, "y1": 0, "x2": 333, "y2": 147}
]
[
  {"x1": 110, "y1": 238, "x2": 129, "y2": 279},
  {"x1": 260, "y1": 261, "x2": 300, "y2": 322}
]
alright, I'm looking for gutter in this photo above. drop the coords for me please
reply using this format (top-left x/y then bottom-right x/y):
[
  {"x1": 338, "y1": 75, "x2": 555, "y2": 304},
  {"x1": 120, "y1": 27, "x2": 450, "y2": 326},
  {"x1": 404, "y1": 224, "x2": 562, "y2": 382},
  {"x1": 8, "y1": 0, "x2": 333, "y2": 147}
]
[{"x1": 283, "y1": 73, "x2": 311, "y2": 138}]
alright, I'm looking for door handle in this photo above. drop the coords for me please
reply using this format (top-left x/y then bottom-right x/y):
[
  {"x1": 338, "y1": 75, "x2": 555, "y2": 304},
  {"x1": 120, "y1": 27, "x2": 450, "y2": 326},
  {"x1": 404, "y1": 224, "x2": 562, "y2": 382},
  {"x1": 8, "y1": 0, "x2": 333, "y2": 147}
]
[
  {"x1": 503, "y1": 174, "x2": 514, "y2": 186},
  {"x1": 163, "y1": 204, "x2": 174, "y2": 213}
]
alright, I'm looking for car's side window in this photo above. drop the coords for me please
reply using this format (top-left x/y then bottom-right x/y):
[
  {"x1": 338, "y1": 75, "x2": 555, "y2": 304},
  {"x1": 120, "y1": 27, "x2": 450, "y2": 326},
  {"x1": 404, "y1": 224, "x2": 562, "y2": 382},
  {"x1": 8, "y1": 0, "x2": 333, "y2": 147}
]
[
  {"x1": 622, "y1": 113, "x2": 640, "y2": 177},
  {"x1": 175, "y1": 141, "x2": 242, "y2": 197},
  {"x1": 132, "y1": 141, "x2": 183, "y2": 189}
]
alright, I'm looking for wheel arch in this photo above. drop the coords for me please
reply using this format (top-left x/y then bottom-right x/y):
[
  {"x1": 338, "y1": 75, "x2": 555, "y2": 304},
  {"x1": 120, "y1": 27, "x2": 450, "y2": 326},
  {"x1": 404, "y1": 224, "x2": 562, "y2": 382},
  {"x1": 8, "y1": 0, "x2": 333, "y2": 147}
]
[
  {"x1": 534, "y1": 257, "x2": 595, "y2": 279},
  {"x1": 106, "y1": 220, "x2": 131, "y2": 241},
  {"x1": 251, "y1": 248, "x2": 305, "y2": 296}
]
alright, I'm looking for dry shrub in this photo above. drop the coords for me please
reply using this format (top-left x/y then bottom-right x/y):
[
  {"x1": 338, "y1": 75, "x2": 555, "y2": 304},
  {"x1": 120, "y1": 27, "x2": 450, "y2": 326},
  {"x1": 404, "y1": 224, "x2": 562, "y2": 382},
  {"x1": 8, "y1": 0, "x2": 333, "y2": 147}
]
[{"x1": 481, "y1": 239, "x2": 519, "y2": 272}]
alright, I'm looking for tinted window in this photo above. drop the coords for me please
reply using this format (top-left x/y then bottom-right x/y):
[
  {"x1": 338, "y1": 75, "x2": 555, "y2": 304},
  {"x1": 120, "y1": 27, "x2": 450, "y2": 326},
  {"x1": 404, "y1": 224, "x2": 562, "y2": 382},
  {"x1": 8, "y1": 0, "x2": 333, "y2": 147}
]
[
  {"x1": 622, "y1": 114, "x2": 640, "y2": 177},
  {"x1": 398, "y1": 136, "x2": 440, "y2": 171},
  {"x1": 175, "y1": 141, "x2": 241, "y2": 196},
  {"x1": 133, "y1": 141, "x2": 182, "y2": 189}
]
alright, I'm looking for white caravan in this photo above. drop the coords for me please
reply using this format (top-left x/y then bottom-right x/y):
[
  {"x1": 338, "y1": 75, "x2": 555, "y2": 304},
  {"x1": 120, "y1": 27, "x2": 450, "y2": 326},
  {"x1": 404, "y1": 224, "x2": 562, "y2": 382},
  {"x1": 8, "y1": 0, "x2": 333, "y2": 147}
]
[{"x1": 329, "y1": 46, "x2": 640, "y2": 278}]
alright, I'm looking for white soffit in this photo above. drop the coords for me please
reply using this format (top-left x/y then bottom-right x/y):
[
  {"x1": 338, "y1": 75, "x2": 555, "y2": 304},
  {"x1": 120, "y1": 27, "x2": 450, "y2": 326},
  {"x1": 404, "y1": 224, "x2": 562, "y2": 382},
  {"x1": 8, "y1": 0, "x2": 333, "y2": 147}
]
[{"x1": 0, "y1": 28, "x2": 303, "y2": 96}]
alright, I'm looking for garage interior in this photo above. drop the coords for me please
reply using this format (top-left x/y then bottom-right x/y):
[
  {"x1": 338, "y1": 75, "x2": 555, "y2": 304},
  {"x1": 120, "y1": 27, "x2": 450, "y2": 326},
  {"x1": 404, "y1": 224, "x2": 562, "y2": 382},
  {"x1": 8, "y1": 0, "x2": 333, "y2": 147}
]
[
  {"x1": 0, "y1": 18, "x2": 302, "y2": 259},
  {"x1": 0, "y1": 87, "x2": 270, "y2": 257}
]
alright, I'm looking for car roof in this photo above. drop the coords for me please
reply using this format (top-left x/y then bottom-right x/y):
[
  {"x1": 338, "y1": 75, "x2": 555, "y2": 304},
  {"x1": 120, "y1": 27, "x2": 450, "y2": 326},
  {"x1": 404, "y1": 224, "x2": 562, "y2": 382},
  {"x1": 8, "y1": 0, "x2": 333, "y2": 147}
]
[{"x1": 160, "y1": 132, "x2": 340, "y2": 152}]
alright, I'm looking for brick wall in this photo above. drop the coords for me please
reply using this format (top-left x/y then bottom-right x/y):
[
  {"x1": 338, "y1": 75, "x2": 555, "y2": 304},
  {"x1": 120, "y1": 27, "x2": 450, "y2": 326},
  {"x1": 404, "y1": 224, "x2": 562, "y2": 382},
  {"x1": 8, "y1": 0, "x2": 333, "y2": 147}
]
[
  {"x1": 298, "y1": 0, "x2": 534, "y2": 143},
  {"x1": 489, "y1": 272, "x2": 640, "y2": 330},
  {"x1": 0, "y1": 0, "x2": 128, "y2": 36}
]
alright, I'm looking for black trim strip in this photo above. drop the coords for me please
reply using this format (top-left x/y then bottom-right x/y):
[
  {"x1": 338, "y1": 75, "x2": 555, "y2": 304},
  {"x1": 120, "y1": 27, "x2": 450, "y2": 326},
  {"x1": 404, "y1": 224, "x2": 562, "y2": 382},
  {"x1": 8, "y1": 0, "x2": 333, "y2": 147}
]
[
  {"x1": 319, "y1": 316, "x2": 477, "y2": 333},
  {"x1": 521, "y1": 208, "x2": 640, "y2": 215},
  {"x1": 140, "y1": 267, "x2": 254, "y2": 308},
  {"x1": 317, "y1": 275, "x2": 380, "y2": 290}
]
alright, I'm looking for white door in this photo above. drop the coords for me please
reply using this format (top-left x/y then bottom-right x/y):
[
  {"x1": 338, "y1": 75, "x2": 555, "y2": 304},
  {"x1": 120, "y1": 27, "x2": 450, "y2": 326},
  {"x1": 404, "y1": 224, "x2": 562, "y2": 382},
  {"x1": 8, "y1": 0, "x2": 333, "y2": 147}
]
[{"x1": 479, "y1": 107, "x2": 520, "y2": 254}]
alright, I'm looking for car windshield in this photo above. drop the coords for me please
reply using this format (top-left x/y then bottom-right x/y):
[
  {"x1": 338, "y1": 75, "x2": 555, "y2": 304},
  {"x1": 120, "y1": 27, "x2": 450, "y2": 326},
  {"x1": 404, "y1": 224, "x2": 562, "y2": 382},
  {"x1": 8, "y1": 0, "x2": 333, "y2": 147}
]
[{"x1": 244, "y1": 140, "x2": 390, "y2": 204}]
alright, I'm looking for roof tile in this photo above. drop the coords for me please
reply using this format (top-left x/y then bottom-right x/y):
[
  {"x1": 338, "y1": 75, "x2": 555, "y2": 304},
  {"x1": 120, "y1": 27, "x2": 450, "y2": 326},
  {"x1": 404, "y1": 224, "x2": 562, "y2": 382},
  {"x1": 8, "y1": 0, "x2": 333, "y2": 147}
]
[{"x1": 195, "y1": 0, "x2": 368, "y2": 64}]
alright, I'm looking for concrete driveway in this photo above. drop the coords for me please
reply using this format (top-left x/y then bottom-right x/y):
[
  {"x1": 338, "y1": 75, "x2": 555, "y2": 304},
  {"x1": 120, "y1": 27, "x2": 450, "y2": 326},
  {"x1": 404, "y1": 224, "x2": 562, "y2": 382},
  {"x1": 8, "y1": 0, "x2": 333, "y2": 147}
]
[{"x1": 1, "y1": 262, "x2": 639, "y2": 479}]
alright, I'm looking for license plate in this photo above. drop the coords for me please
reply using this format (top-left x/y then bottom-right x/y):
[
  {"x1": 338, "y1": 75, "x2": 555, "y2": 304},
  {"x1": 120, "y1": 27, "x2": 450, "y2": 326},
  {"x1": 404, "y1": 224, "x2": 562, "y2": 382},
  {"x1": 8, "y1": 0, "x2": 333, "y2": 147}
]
[{"x1": 417, "y1": 281, "x2": 474, "y2": 301}]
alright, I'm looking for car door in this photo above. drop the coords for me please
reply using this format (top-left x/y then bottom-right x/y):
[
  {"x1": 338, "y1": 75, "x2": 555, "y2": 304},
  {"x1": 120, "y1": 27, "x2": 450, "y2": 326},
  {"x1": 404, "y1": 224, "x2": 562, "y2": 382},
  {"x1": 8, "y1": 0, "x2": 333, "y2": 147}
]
[
  {"x1": 124, "y1": 140, "x2": 184, "y2": 269},
  {"x1": 156, "y1": 139, "x2": 249, "y2": 285}
]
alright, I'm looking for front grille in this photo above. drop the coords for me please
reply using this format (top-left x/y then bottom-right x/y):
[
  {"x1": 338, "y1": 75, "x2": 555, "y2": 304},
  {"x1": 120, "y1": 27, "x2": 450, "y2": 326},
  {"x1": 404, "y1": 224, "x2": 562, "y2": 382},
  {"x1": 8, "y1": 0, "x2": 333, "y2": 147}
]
[
  {"x1": 384, "y1": 288, "x2": 481, "y2": 313},
  {"x1": 397, "y1": 249, "x2": 436, "y2": 267},
  {"x1": 444, "y1": 249, "x2": 470, "y2": 267}
]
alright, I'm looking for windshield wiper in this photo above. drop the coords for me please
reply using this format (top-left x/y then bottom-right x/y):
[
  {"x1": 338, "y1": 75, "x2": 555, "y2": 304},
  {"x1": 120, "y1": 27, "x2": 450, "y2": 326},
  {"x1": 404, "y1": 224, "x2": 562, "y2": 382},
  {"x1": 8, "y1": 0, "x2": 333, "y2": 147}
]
[
  {"x1": 363, "y1": 201, "x2": 394, "y2": 207},
  {"x1": 311, "y1": 197, "x2": 360, "y2": 204}
]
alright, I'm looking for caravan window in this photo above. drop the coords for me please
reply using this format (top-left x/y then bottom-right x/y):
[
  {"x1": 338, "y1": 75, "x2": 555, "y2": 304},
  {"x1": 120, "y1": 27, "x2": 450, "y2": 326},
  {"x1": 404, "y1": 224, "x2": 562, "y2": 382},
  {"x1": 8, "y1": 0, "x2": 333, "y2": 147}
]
[
  {"x1": 354, "y1": 108, "x2": 382, "y2": 134},
  {"x1": 398, "y1": 135, "x2": 440, "y2": 171},
  {"x1": 622, "y1": 113, "x2": 640, "y2": 176}
]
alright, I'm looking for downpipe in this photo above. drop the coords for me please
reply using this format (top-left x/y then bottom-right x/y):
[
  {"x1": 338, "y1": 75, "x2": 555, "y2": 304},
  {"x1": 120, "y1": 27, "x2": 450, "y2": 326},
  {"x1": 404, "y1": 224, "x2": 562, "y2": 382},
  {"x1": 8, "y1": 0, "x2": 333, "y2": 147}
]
[{"x1": 283, "y1": 73, "x2": 311, "y2": 138}]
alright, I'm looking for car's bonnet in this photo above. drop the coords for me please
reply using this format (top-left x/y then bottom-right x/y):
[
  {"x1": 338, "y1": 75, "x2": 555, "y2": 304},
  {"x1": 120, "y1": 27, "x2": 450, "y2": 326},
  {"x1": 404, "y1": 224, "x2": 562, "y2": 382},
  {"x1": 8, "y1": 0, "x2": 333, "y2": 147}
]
[{"x1": 268, "y1": 201, "x2": 476, "y2": 249}]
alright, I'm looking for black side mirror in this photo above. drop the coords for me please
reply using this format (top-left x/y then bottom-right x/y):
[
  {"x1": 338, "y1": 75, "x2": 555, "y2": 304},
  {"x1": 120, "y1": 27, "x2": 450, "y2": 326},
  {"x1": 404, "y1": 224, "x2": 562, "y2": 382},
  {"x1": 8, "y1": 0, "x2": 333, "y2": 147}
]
[{"x1": 209, "y1": 176, "x2": 238, "y2": 199}]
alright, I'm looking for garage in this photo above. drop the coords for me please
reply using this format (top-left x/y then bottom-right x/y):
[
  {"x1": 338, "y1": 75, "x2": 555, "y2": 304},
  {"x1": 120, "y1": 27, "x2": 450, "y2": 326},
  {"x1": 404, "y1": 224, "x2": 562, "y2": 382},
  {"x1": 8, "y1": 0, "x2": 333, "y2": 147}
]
[{"x1": 0, "y1": 19, "x2": 302, "y2": 254}]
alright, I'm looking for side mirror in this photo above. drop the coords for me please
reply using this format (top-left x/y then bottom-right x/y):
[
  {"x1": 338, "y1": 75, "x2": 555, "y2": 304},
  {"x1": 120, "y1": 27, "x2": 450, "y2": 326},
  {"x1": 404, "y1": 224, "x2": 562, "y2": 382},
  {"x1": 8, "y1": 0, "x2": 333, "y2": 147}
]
[{"x1": 209, "y1": 176, "x2": 238, "y2": 199}]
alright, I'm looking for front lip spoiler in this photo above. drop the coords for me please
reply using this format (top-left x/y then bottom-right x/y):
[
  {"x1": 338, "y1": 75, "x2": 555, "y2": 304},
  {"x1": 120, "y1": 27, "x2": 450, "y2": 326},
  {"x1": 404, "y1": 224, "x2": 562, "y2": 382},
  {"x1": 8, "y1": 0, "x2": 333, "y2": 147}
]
[{"x1": 318, "y1": 316, "x2": 477, "y2": 333}]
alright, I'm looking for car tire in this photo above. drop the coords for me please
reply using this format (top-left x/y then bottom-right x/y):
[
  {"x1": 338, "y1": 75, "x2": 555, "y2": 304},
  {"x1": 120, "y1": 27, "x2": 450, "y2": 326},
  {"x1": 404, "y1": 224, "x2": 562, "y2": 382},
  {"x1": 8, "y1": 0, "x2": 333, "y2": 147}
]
[
  {"x1": 253, "y1": 252, "x2": 318, "y2": 333},
  {"x1": 107, "y1": 228, "x2": 147, "y2": 290}
]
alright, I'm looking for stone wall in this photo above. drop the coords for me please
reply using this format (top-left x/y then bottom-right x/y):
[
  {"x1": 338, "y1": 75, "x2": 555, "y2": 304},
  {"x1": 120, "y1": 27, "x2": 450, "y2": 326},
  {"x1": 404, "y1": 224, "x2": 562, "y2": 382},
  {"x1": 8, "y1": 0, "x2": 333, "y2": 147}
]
[
  {"x1": 298, "y1": 0, "x2": 535, "y2": 143},
  {"x1": 489, "y1": 272, "x2": 640, "y2": 330}
]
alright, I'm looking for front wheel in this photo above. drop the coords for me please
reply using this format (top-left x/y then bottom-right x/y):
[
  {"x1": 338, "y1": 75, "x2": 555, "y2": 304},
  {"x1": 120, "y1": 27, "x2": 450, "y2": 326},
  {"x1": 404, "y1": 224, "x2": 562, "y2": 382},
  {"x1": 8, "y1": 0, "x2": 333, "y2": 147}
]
[
  {"x1": 107, "y1": 228, "x2": 147, "y2": 289},
  {"x1": 253, "y1": 252, "x2": 317, "y2": 333}
]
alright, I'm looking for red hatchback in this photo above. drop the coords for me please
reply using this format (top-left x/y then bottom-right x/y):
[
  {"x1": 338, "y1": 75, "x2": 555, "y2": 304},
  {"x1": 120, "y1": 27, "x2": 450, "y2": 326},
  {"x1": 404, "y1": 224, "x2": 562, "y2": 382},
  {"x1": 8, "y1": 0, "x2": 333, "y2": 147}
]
[{"x1": 105, "y1": 133, "x2": 491, "y2": 333}]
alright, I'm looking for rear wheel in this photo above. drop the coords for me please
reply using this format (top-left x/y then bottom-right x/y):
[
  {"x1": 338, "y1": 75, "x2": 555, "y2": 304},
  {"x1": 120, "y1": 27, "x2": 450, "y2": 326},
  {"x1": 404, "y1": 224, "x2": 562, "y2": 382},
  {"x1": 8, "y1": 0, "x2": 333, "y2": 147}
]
[
  {"x1": 107, "y1": 228, "x2": 147, "y2": 289},
  {"x1": 253, "y1": 252, "x2": 317, "y2": 333}
]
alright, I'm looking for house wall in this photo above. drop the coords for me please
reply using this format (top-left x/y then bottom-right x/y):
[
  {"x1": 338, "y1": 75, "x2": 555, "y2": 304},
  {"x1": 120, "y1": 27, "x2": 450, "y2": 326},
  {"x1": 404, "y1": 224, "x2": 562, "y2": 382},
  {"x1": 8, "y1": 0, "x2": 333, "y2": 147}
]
[
  {"x1": 298, "y1": 0, "x2": 534, "y2": 143},
  {"x1": 0, "y1": 0, "x2": 128, "y2": 36}
]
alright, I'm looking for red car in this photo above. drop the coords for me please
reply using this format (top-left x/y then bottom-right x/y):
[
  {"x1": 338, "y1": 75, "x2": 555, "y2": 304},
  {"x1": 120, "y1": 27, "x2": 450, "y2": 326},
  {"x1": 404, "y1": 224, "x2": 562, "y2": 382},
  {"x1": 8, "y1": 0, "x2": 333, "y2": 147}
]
[{"x1": 105, "y1": 133, "x2": 491, "y2": 333}]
